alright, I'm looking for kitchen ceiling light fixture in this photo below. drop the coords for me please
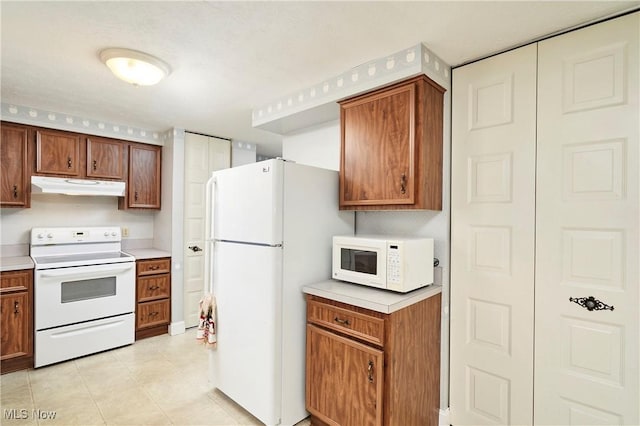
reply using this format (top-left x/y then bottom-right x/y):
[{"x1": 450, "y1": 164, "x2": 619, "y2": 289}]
[{"x1": 100, "y1": 48, "x2": 171, "y2": 86}]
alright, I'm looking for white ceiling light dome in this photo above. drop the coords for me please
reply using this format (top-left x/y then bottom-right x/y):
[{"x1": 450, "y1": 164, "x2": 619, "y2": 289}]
[{"x1": 100, "y1": 48, "x2": 171, "y2": 86}]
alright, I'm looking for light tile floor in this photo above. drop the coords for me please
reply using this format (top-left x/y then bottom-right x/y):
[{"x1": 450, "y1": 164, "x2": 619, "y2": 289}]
[{"x1": 0, "y1": 329, "x2": 312, "y2": 426}]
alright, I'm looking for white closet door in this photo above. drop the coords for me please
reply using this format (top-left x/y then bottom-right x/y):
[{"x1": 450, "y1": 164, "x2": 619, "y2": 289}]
[
  {"x1": 450, "y1": 44, "x2": 537, "y2": 425},
  {"x1": 183, "y1": 133, "x2": 230, "y2": 328},
  {"x1": 535, "y1": 13, "x2": 639, "y2": 425}
]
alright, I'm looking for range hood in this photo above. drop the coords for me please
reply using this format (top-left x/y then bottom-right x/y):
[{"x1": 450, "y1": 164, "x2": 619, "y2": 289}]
[{"x1": 31, "y1": 176, "x2": 126, "y2": 196}]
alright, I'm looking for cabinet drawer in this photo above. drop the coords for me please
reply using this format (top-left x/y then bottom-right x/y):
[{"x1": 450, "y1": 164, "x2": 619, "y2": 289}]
[
  {"x1": 307, "y1": 299, "x2": 385, "y2": 346},
  {"x1": 137, "y1": 258, "x2": 170, "y2": 276},
  {"x1": 137, "y1": 275, "x2": 170, "y2": 302},
  {"x1": 0, "y1": 270, "x2": 32, "y2": 293},
  {"x1": 137, "y1": 299, "x2": 170, "y2": 329}
]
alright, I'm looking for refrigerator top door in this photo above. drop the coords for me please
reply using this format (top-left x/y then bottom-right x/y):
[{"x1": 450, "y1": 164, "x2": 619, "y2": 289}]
[{"x1": 211, "y1": 159, "x2": 283, "y2": 246}]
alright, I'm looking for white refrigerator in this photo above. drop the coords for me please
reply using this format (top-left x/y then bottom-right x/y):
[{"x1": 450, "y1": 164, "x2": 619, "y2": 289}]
[{"x1": 205, "y1": 159, "x2": 354, "y2": 425}]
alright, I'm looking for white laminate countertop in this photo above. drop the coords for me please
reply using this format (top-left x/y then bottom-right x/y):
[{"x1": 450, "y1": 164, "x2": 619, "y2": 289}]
[
  {"x1": 303, "y1": 280, "x2": 442, "y2": 314},
  {"x1": 123, "y1": 249, "x2": 171, "y2": 260},
  {"x1": 0, "y1": 256, "x2": 35, "y2": 272}
]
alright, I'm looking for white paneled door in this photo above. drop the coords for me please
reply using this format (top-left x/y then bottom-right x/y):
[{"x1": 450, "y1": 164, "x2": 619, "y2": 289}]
[
  {"x1": 450, "y1": 44, "x2": 537, "y2": 425},
  {"x1": 535, "y1": 13, "x2": 639, "y2": 425},
  {"x1": 183, "y1": 133, "x2": 230, "y2": 328},
  {"x1": 451, "y1": 12, "x2": 639, "y2": 426}
]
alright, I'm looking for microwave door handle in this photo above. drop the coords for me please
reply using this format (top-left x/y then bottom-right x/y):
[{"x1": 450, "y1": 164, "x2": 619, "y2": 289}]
[{"x1": 39, "y1": 263, "x2": 134, "y2": 278}]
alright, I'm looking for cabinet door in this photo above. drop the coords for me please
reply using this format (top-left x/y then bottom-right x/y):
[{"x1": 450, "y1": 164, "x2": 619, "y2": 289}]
[
  {"x1": 0, "y1": 292, "x2": 30, "y2": 360},
  {"x1": 86, "y1": 136, "x2": 124, "y2": 180},
  {"x1": 340, "y1": 83, "x2": 415, "y2": 207},
  {"x1": 127, "y1": 144, "x2": 161, "y2": 209},
  {"x1": 306, "y1": 324, "x2": 383, "y2": 426},
  {"x1": 0, "y1": 123, "x2": 29, "y2": 207},
  {"x1": 35, "y1": 128, "x2": 81, "y2": 176}
]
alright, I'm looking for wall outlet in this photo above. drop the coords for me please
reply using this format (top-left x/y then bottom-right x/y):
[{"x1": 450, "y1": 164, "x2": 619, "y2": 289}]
[{"x1": 122, "y1": 227, "x2": 129, "y2": 237}]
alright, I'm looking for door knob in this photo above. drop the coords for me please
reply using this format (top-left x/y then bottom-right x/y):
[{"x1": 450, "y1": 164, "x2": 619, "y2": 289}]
[
  {"x1": 188, "y1": 245, "x2": 202, "y2": 252},
  {"x1": 569, "y1": 296, "x2": 614, "y2": 311}
]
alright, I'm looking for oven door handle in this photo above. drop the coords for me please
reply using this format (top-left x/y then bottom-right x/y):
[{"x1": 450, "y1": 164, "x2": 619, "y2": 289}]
[{"x1": 38, "y1": 263, "x2": 134, "y2": 278}]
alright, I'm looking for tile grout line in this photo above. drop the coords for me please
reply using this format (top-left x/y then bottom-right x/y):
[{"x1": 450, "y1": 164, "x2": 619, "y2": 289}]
[
  {"x1": 72, "y1": 359, "x2": 108, "y2": 426},
  {"x1": 25, "y1": 371, "x2": 38, "y2": 426},
  {"x1": 123, "y1": 344, "x2": 176, "y2": 426}
]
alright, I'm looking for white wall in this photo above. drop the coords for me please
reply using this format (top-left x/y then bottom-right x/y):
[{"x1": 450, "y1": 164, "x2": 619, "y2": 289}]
[
  {"x1": 231, "y1": 140, "x2": 257, "y2": 167},
  {"x1": 281, "y1": 87, "x2": 452, "y2": 411},
  {"x1": 0, "y1": 194, "x2": 154, "y2": 248},
  {"x1": 282, "y1": 120, "x2": 340, "y2": 170},
  {"x1": 154, "y1": 128, "x2": 186, "y2": 334}
]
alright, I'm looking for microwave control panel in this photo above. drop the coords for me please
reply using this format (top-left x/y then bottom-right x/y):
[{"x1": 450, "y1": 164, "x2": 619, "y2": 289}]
[{"x1": 387, "y1": 244, "x2": 402, "y2": 284}]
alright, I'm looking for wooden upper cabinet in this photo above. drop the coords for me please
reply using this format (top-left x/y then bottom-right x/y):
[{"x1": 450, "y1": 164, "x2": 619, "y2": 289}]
[
  {"x1": 124, "y1": 143, "x2": 161, "y2": 209},
  {"x1": 339, "y1": 75, "x2": 445, "y2": 210},
  {"x1": 35, "y1": 128, "x2": 82, "y2": 176},
  {"x1": 0, "y1": 123, "x2": 29, "y2": 207},
  {"x1": 86, "y1": 136, "x2": 125, "y2": 180}
]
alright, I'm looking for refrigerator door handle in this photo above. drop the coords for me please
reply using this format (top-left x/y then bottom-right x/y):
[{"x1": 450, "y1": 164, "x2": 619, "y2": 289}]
[{"x1": 204, "y1": 175, "x2": 216, "y2": 294}]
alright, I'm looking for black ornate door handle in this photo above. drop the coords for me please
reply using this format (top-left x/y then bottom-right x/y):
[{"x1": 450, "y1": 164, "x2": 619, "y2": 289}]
[{"x1": 569, "y1": 296, "x2": 614, "y2": 311}]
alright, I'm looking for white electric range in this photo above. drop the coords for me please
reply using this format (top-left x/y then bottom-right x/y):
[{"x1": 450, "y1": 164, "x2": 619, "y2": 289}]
[{"x1": 30, "y1": 226, "x2": 135, "y2": 367}]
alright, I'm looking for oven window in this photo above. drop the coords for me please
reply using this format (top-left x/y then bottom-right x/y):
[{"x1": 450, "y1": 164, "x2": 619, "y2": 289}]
[
  {"x1": 341, "y1": 248, "x2": 377, "y2": 275},
  {"x1": 61, "y1": 277, "x2": 117, "y2": 303}
]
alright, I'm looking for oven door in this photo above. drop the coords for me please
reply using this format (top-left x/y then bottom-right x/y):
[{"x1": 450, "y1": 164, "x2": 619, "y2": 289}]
[{"x1": 35, "y1": 262, "x2": 135, "y2": 330}]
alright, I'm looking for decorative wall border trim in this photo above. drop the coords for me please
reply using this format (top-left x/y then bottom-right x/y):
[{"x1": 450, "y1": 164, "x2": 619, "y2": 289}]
[
  {"x1": 251, "y1": 43, "x2": 450, "y2": 132},
  {"x1": 1, "y1": 102, "x2": 167, "y2": 146}
]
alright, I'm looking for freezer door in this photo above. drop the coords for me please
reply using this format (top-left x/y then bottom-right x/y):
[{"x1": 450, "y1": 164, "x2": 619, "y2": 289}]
[
  {"x1": 212, "y1": 159, "x2": 283, "y2": 245},
  {"x1": 209, "y1": 241, "x2": 283, "y2": 425}
]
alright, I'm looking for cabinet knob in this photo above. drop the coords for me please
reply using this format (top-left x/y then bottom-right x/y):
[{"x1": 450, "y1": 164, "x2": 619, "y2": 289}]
[
  {"x1": 148, "y1": 285, "x2": 160, "y2": 290},
  {"x1": 67, "y1": 157, "x2": 72, "y2": 169},
  {"x1": 12, "y1": 184, "x2": 18, "y2": 199},
  {"x1": 92, "y1": 160, "x2": 97, "y2": 171},
  {"x1": 149, "y1": 265, "x2": 159, "y2": 270},
  {"x1": 134, "y1": 191, "x2": 139, "y2": 201},
  {"x1": 14, "y1": 301, "x2": 19, "y2": 314}
]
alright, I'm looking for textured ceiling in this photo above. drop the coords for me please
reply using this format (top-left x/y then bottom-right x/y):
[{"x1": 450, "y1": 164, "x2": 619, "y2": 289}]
[{"x1": 2, "y1": 1, "x2": 638, "y2": 156}]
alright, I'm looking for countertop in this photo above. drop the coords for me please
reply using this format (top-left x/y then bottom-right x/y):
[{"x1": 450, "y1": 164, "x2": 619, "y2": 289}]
[
  {"x1": 123, "y1": 248, "x2": 172, "y2": 260},
  {"x1": 303, "y1": 279, "x2": 442, "y2": 314},
  {"x1": 0, "y1": 256, "x2": 35, "y2": 272}
]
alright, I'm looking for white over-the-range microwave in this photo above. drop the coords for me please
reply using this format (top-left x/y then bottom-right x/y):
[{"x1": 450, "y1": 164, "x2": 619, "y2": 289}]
[{"x1": 332, "y1": 235, "x2": 434, "y2": 293}]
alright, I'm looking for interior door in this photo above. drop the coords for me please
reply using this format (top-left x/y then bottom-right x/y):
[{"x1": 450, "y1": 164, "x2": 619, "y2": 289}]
[
  {"x1": 535, "y1": 13, "x2": 639, "y2": 425},
  {"x1": 450, "y1": 44, "x2": 537, "y2": 425},
  {"x1": 183, "y1": 132, "x2": 230, "y2": 328}
]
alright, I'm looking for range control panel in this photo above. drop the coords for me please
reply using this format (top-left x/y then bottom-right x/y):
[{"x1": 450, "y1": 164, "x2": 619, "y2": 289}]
[{"x1": 31, "y1": 227, "x2": 122, "y2": 245}]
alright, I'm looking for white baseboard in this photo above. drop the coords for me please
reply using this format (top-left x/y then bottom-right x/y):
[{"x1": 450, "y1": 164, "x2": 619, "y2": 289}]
[
  {"x1": 169, "y1": 321, "x2": 186, "y2": 335},
  {"x1": 439, "y1": 407, "x2": 450, "y2": 426}
]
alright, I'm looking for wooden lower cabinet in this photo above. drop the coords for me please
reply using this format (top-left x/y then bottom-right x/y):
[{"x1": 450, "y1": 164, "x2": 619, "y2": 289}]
[
  {"x1": 0, "y1": 269, "x2": 33, "y2": 374},
  {"x1": 305, "y1": 293, "x2": 441, "y2": 426},
  {"x1": 135, "y1": 257, "x2": 171, "y2": 340}
]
